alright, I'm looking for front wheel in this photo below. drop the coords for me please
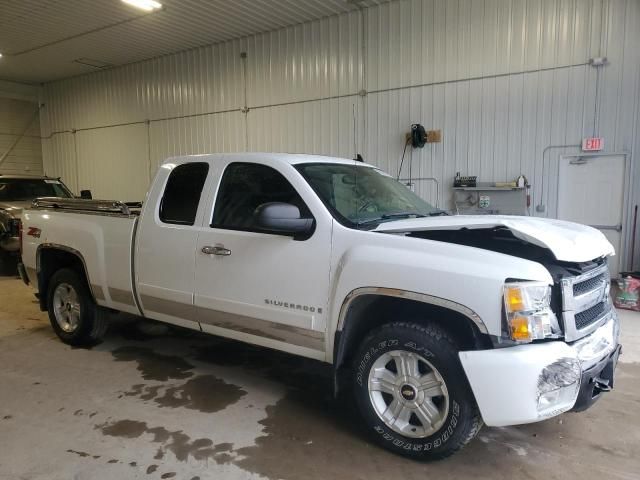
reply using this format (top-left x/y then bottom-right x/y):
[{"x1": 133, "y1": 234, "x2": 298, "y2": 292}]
[
  {"x1": 352, "y1": 322, "x2": 483, "y2": 460},
  {"x1": 47, "y1": 268, "x2": 108, "y2": 346}
]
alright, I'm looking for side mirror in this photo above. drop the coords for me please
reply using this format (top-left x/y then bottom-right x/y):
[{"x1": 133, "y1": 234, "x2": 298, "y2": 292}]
[
  {"x1": 254, "y1": 202, "x2": 314, "y2": 239},
  {"x1": 80, "y1": 190, "x2": 92, "y2": 199}
]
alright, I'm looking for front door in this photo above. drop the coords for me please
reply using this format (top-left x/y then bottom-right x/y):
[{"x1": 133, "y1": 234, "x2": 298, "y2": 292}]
[
  {"x1": 557, "y1": 154, "x2": 626, "y2": 277},
  {"x1": 194, "y1": 160, "x2": 332, "y2": 359}
]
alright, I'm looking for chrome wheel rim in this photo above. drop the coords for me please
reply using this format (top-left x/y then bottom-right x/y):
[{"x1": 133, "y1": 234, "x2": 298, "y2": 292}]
[
  {"x1": 52, "y1": 283, "x2": 81, "y2": 333},
  {"x1": 368, "y1": 350, "x2": 449, "y2": 438}
]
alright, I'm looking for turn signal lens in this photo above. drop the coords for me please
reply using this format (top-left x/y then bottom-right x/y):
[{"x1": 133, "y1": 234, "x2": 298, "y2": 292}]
[
  {"x1": 505, "y1": 287, "x2": 525, "y2": 312},
  {"x1": 511, "y1": 316, "x2": 531, "y2": 341}
]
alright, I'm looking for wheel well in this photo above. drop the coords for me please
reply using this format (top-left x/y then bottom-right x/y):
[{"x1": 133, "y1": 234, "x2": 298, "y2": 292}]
[
  {"x1": 37, "y1": 248, "x2": 91, "y2": 311},
  {"x1": 334, "y1": 294, "x2": 492, "y2": 373}
]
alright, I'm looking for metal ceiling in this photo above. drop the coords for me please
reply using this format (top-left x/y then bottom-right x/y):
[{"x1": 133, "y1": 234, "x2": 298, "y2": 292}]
[{"x1": 0, "y1": 0, "x2": 387, "y2": 84}]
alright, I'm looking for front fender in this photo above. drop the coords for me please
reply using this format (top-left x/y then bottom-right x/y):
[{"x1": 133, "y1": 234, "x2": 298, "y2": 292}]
[{"x1": 328, "y1": 233, "x2": 552, "y2": 350}]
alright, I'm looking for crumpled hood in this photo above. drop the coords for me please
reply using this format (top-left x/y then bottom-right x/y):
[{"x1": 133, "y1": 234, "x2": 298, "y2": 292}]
[
  {"x1": 0, "y1": 201, "x2": 31, "y2": 219},
  {"x1": 374, "y1": 215, "x2": 615, "y2": 263}
]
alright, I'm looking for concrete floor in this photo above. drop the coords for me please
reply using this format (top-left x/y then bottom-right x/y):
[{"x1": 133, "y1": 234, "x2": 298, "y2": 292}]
[{"x1": 1, "y1": 276, "x2": 639, "y2": 480}]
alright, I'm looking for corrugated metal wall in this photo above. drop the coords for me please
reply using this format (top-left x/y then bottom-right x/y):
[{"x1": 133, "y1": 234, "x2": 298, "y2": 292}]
[
  {"x1": 0, "y1": 98, "x2": 43, "y2": 176},
  {"x1": 40, "y1": 0, "x2": 640, "y2": 259}
]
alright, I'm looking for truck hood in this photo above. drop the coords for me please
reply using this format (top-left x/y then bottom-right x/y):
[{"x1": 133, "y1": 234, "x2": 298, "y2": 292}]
[
  {"x1": 374, "y1": 215, "x2": 615, "y2": 263},
  {"x1": 0, "y1": 201, "x2": 31, "y2": 219}
]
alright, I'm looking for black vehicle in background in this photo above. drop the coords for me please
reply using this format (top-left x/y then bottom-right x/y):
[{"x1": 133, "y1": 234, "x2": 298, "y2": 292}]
[{"x1": 0, "y1": 175, "x2": 75, "y2": 273}]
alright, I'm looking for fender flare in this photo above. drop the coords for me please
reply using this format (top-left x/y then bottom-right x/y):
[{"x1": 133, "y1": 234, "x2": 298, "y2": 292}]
[
  {"x1": 337, "y1": 287, "x2": 488, "y2": 334},
  {"x1": 333, "y1": 287, "x2": 489, "y2": 376},
  {"x1": 36, "y1": 243, "x2": 99, "y2": 308}
]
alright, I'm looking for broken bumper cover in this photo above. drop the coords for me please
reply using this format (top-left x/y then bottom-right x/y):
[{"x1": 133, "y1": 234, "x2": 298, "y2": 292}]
[{"x1": 459, "y1": 310, "x2": 620, "y2": 427}]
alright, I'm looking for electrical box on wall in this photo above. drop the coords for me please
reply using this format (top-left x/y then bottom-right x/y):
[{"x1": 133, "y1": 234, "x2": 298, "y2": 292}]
[
  {"x1": 405, "y1": 125, "x2": 442, "y2": 147},
  {"x1": 426, "y1": 130, "x2": 441, "y2": 143}
]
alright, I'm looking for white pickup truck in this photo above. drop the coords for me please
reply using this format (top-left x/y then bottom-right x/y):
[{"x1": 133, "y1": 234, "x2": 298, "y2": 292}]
[{"x1": 19, "y1": 153, "x2": 621, "y2": 460}]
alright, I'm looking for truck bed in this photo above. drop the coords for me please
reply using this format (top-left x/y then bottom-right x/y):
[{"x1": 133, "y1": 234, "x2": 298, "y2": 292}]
[{"x1": 21, "y1": 198, "x2": 141, "y2": 315}]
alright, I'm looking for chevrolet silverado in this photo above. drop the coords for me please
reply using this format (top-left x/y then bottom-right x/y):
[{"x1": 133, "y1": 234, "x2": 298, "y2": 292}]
[{"x1": 19, "y1": 153, "x2": 621, "y2": 459}]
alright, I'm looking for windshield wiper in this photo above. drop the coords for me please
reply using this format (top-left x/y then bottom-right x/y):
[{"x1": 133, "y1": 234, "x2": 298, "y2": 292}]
[
  {"x1": 427, "y1": 210, "x2": 449, "y2": 216},
  {"x1": 354, "y1": 212, "x2": 427, "y2": 227},
  {"x1": 381, "y1": 212, "x2": 428, "y2": 219}
]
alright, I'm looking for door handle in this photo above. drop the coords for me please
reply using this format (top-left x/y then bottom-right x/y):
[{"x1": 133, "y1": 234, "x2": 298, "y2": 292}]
[{"x1": 202, "y1": 245, "x2": 232, "y2": 256}]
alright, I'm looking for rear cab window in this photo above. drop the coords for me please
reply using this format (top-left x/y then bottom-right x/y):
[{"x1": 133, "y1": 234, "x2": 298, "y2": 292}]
[{"x1": 159, "y1": 162, "x2": 209, "y2": 226}]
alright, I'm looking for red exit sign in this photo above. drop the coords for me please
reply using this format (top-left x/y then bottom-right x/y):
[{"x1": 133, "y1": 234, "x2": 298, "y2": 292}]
[{"x1": 582, "y1": 137, "x2": 604, "y2": 151}]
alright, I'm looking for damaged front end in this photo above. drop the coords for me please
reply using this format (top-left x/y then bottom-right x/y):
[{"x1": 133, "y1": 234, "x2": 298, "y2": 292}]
[{"x1": 376, "y1": 218, "x2": 620, "y2": 425}]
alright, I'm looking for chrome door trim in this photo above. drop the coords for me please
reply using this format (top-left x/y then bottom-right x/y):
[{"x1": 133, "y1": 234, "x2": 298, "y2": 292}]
[
  {"x1": 140, "y1": 294, "x2": 325, "y2": 351},
  {"x1": 108, "y1": 287, "x2": 136, "y2": 307},
  {"x1": 337, "y1": 287, "x2": 487, "y2": 334}
]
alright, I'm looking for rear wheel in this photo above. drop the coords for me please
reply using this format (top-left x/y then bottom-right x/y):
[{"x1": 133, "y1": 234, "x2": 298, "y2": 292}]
[
  {"x1": 47, "y1": 268, "x2": 108, "y2": 346},
  {"x1": 352, "y1": 321, "x2": 483, "y2": 460}
]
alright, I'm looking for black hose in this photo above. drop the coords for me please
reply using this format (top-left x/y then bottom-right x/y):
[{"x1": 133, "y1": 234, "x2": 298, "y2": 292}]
[{"x1": 396, "y1": 138, "x2": 411, "y2": 181}]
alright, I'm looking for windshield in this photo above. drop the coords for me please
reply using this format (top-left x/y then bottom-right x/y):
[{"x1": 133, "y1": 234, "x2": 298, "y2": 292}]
[
  {"x1": 296, "y1": 163, "x2": 441, "y2": 228},
  {"x1": 0, "y1": 178, "x2": 73, "y2": 202}
]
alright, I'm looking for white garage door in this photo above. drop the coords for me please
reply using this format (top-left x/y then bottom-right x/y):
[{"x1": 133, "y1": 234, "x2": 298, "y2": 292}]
[{"x1": 557, "y1": 154, "x2": 626, "y2": 278}]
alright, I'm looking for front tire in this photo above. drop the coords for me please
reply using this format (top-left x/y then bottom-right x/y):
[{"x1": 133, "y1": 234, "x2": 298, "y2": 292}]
[
  {"x1": 352, "y1": 321, "x2": 483, "y2": 460},
  {"x1": 47, "y1": 268, "x2": 108, "y2": 346}
]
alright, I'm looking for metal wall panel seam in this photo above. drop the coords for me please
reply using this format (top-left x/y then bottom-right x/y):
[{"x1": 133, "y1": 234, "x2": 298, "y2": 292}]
[{"x1": 365, "y1": 61, "x2": 591, "y2": 96}]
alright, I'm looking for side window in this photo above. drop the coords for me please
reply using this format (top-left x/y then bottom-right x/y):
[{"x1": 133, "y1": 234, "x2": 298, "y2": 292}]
[
  {"x1": 212, "y1": 162, "x2": 310, "y2": 231},
  {"x1": 159, "y1": 162, "x2": 209, "y2": 225}
]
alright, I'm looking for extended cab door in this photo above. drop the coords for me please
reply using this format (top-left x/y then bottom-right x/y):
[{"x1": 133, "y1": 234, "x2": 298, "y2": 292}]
[
  {"x1": 135, "y1": 161, "x2": 211, "y2": 329},
  {"x1": 194, "y1": 159, "x2": 332, "y2": 359}
]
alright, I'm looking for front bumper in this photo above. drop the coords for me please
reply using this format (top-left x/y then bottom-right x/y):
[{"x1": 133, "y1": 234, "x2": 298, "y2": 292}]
[
  {"x1": 459, "y1": 310, "x2": 620, "y2": 427},
  {"x1": 572, "y1": 343, "x2": 621, "y2": 412}
]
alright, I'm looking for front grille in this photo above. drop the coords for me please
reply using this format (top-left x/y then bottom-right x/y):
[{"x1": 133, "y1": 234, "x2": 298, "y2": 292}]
[
  {"x1": 574, "y1": 301, "x2": 606, "y2": 330},
  {"x1": 560, "y1": 261, "x2": 611, "y2": 340},
  {"x1": 573, "y1": 273, "x2": 605, "y2": 296}
]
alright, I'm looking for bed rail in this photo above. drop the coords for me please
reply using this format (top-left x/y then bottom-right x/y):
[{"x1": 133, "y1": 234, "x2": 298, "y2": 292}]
[{"x1": 31, "y1": 197, "x2": 140, "y2": 216}]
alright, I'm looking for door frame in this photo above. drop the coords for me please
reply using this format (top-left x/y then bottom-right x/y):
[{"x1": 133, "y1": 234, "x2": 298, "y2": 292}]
[{"x1": 555, "y1": 151, "x2": 632, "y2": 275}]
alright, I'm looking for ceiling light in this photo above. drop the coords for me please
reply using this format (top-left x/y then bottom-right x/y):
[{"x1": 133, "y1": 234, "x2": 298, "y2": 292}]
[
  {"x1": 121, "y1": 0, "x2": 162, "y2": 12},
  {"x1": 0, "y1": 53, "x2": 3, "y2": 58}
]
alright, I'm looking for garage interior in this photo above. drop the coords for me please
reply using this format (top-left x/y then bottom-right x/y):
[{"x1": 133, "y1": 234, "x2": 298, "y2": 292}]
[{"x1": 1, "y1": 0, "x2": 640, "y2": 479}]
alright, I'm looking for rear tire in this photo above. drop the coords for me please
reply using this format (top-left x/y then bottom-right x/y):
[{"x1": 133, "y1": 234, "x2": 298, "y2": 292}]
[
  {"x1": 47, "y1": 268, "x2": 108, "y2": 346},
  {"x1": 352, "y1": 321, "x2": 483, "y2": 460}
]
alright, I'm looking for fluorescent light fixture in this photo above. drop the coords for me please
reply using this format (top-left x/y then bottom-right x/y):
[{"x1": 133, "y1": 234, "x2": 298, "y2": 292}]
[{"x1": 121, "y1": 0, "x2": 162, "y2": 11}]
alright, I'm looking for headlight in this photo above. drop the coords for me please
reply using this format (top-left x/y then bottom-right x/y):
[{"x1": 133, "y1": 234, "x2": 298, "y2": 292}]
[{"x1": 504, "y1": 282, "x2": 560, "y2": 343}]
